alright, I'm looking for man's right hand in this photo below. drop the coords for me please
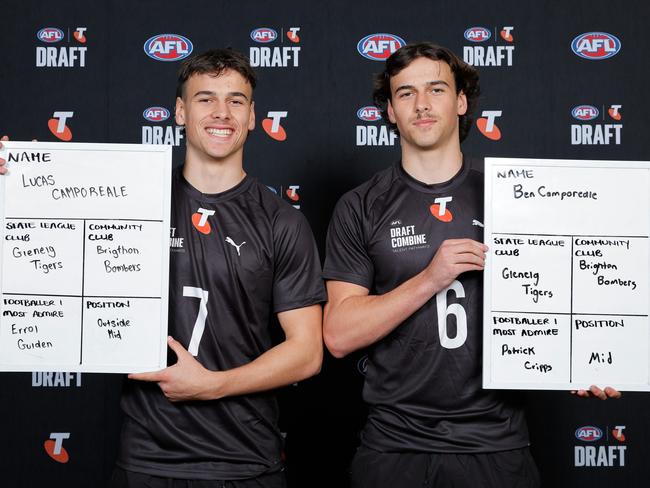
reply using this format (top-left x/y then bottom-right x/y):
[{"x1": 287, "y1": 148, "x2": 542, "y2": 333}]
[
  {"x1": 423, "y1": 238, "x2": 487, "y2": 295},
  {"x1": 0, "y1": 135, "x2": 8, "y2": 175},
  {"x1": 324, "y1": 238, "x2": 487, "y2": 357}
]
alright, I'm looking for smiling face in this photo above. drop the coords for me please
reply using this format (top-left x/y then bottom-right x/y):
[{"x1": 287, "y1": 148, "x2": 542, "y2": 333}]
[
  {"x1": 175, "y1": 70, "x2": 255, "y2": 167},
  {"x1": 387, "y1": 57, "x2": 467, "y2": 154}
]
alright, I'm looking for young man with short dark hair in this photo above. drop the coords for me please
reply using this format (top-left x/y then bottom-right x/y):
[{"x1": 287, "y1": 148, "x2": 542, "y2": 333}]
[
  {"x1": 323, "y1": 42, "x2": 618, "y2": 488},
  {"x1": 110, "y1": 48, "x2": 326, "y2": 487},
  {"x1": 0, "y1": 49, "x2": 323, "y2": 487}
]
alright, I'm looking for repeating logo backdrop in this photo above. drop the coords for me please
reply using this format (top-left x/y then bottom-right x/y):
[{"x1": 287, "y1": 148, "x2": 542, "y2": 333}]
[{"x1": 1, "y1": 1, "x2": 649, "y2": 487}]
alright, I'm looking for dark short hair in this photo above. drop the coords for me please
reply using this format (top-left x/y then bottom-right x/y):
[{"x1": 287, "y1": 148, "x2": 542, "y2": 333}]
[
  {"x1": 372, "y1": 43, "x2": 480, "y2": 142},
  {"x1": 176, "y1": 48, "x2": 257, "y2": 99}
]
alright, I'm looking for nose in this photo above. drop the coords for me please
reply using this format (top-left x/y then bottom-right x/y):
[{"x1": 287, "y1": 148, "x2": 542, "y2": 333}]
[
  {"x1": 414, "y1": 91, "x2": 431, "y2": 114},
  {"x1": 210, "y1": 100, "x2": 231, "y2": 119}
]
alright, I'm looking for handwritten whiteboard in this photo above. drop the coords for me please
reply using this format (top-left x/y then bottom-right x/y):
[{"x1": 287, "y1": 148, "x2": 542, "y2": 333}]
[
  {"x1": 0, "y1": 141, "x2": 171, "y2": 373},
  {"x1": 483, "y1": 157, "x2": 650, "y2": 391}
]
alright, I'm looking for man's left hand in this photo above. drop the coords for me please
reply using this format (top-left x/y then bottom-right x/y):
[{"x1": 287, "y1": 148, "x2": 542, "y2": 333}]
[
  {"x1": 572, "y1": 385, "x2": 621, "y2": 400},
  {"x1": 128, "y1": 336, "x2": 221, "y2": 402}
]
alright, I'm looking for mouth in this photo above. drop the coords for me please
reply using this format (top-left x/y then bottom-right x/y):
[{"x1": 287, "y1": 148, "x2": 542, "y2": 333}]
[
  {"x1": 414, "y1": 118, "x2": 436, "y2": 128},
  {"x1": 205, "y1": 127, "x2": 234, "y2": 138}
]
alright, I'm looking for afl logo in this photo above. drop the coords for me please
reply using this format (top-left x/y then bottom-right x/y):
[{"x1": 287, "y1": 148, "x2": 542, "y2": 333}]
[
  {"x1": 571, "y1": 105, "x2": 599, "y2": 121},
  {"x1": 571, "y1": 32, "x2": 621, "y2": 60},
  {"x1": 464, "y1": 27, "x2": 491, "y2": 43},
  {"x1": 575, "y1": 426, "x2": 603, "y2": 442},
  {"x1": 143, "y1": 107, "x2": 170, "y2": 122},
  {"x1": 357, "y1": 106, "x2": 382, "y2": 122},
  {"x1": 357, "y1": 33, "x2": 406, "y2": 61},
  {"x1": 250, "y1": 28, "x2": 277, "y2": 43},
  {"x1": 144, "y1": 34, "x2": 193, "y2": 62},
  {"x1": 37, "y1": 27, "x2": 64, "y2": 43}
]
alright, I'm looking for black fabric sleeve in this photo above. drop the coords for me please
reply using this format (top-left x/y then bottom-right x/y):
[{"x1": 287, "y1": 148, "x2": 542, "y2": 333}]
[
  {"x1": 272, "y1": 208, "x2": 327, "y2": 313},
  {"x1": 323, "y1": 192, "x2": 374, "y2": 290}
]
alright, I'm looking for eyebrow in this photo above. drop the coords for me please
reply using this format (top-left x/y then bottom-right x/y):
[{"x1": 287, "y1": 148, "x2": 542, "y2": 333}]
[
  {"x1": 192, "y1": 90, "x2": 250, "y2": 101},
  {"x1": 394, "y1": 80, "x2": 451, "y2": 94}
]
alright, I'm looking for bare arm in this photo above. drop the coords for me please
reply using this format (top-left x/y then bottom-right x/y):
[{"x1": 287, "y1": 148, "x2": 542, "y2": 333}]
[
  {"x1": 324, "y1": 238, "x2": 486, "y2": 357},
  {"x1": 130, "y1": 304, "x2": 323, "y2": 402}
]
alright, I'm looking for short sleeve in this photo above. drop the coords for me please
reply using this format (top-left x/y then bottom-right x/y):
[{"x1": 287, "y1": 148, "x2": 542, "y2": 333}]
[
  {"x1": 323, "y1": 192, "x2": 374, "y2": 290},
  {"x1": 272, "y1": 209, "x2": 327, "y2": 313}
]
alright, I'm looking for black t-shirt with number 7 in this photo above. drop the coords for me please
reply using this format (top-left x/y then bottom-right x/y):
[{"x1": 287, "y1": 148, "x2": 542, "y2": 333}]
[{"x1": 117, "y1": 168, "x2": 326, "y2": 480}]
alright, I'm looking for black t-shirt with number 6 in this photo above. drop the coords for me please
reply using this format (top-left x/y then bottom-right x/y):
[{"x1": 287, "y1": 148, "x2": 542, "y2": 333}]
[{"x1": 323, "y1": 160, "x2": 529, "y2": 453}]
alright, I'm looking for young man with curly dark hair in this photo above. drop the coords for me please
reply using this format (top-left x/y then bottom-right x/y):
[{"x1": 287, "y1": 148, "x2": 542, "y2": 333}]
[{"x1": 323, "y1": 42, "x2": 618, "y2": 488}]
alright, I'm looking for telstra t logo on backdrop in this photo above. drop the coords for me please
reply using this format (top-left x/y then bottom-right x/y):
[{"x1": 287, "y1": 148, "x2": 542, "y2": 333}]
[
  {"x1": 463, "y1": 26, "x2": 515, "y2": 67},
  {"x1": 144, "y1": 34, "x2": 193, "y2": 61},
  {"x1": 44, "y1": 433, "x2": 70, "y2": 463},
  {"x1": 48, "y1": 112, "x2": 74, "y2": 141},
  {"x1": 612, "y1": 425, "x2": 626, "y2": 442},
  {"x1": 357, "y1": 33, "x2": 406, "y2": 61},
  {"x1": 476, "y1": 110, "x2": 502, "y2": 140},
  {"x1": 36, "y1": 27, "x2": 88, "y2": 67},
  {"x1": 267, "y1": 185, "x2": 301, "y2": 209},
  {"x1": 249, "y1": 27, "x2": 301, "y2": 67},
  {"x1": 73, "y1": 27, "x2": 87, "y2": 43},
  {"x1": 262, "y1": 112, "x2": 288, "y2": 141},
  {"x1": 285, "y1": 186, "x2": 300, "y2": 203}
]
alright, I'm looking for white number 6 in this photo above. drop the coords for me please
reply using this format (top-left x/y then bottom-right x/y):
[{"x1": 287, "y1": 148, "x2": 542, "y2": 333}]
[{"x1": 435, "y1": 280, "x2": 467, "y2": 349}]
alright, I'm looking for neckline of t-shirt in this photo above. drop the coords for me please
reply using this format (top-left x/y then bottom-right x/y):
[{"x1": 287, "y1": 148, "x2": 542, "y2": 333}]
[
  {"x1": 176, "y1": 166, "x2": 254, "y2": 203},
  {"x1": 396, "y1": 158, "x2": 470, "y2": 194}
]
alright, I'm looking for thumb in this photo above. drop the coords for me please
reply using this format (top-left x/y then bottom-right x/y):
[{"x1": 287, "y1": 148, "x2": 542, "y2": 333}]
[{"x1": 167, "y1": 336, "x2": 191, "y2": 360}]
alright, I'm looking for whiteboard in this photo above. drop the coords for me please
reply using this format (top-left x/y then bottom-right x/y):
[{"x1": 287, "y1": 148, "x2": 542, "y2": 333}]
[
  {"x1": 483, "y1": 157, "x2": 650, "y2": 391},
  {"x1": 0, "y1": 141, "x2": 172, "y2": 373}
]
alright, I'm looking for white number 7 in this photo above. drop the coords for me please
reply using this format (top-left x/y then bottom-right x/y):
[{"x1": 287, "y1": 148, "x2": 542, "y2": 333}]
[{"x1": 183, "y1": 286, "x2": 209, "y2": 356}]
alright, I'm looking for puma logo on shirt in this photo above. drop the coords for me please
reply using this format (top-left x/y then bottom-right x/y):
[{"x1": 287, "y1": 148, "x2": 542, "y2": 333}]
[{"x1": 225, "y1": 237, "x2": 246, "y2": 256}]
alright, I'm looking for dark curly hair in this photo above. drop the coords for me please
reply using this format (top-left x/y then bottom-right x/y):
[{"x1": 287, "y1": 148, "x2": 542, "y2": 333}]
[
  {"x1": 372, "y1": 43, "x2": 480, "y2": 142},
  {"x1": 176, "y1": 48, "x2": 257, "y2": 99}
]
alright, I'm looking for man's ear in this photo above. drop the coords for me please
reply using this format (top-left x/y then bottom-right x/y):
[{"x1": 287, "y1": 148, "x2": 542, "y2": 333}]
[
  {"x1": 175, "y1": 97, "x2": 185, "y2": 125},
  {"x1": 457, "y1": 91, "x2": 468, "y2": 116},
  {"x1": 248, "y1": 100, "x2": 255, "y2": 131},
  {"x1": 387, "y1": 99, "x2": 396, "y2": 124}
]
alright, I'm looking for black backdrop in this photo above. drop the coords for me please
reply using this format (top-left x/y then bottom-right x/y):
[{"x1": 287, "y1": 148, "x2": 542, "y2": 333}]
[{"x1": 1, "y1": 1, "x2": 649, "y2": 486}]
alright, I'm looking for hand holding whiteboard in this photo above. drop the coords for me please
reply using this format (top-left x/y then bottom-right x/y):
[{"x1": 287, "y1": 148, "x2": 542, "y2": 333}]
[
  {"x1": 0, "y1": 141, "x2": 171, "y2": 373},
  {"x1": 483, "y1": 157, "x2": 650, "y2": 391}
]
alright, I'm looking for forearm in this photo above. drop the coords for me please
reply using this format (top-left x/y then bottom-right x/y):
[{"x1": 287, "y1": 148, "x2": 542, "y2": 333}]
[
  {"x1": 324, "y1": 238, "x2": 487, "y2": 357},
  {"x1": 324, "y1": 268, "x2": 440, "y2": 357},
  {"x1": 203, "y1": 305, "x2": 323, "y2": 400},
  {"x1": 206, "y1": 335, "x2": 322, "y2": 400},
  {"x1": 129, "y1": 306, "x2": 324, "y2": 403}
]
